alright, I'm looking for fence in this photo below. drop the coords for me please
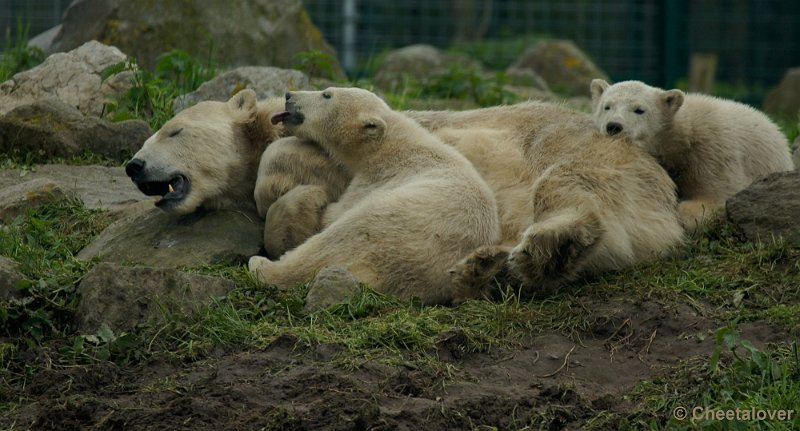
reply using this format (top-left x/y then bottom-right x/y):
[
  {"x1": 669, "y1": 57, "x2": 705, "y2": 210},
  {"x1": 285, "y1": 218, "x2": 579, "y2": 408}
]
[
  {"x1": 303, "y1": 0, "x2": 800, "y2": 101},
  {"x1": 2, "y1": 0, "x2": 799, "y2": 100}
]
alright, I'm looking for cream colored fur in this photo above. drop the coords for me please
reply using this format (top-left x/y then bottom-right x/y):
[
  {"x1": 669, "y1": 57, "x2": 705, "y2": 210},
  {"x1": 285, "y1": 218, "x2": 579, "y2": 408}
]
[
  {"x1": 248, "y1": 87, "x2": 500, "y2": 305},
  {"x1": 591, "y1": 79, "x2": 794, "y2": 232},
  {"x1": 129, "y1": 89, "x2": 285, "y2": 214},
  {"x1": 257, "y1": 99, "x2": 684, "y2": 300}
]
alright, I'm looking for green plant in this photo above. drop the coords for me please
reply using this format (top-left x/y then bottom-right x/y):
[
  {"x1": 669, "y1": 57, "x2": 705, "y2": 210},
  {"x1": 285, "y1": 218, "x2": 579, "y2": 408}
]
[
  {"x1": 0, "y1": 19, "x2": 45, "y2": 82},
  {"x1": 293, "y1": 49, "x2": 341, "y2": 81},
  {"x1": 448, "y1": 34, "x2": 546, "y2": 70},
  {"x1": 388, "y1": 65, "x2": 521, "y2": 108},
  {"x1": 0, "y1": 199, "x2": 109, "y2": 343},
  {"x1": 102, "y1": 49, "x2": 218, "y2": 130}
]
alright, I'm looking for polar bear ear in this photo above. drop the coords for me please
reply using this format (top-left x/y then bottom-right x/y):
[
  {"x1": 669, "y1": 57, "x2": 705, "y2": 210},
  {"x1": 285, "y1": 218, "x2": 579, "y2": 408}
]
[
  {"x1": 661, "y1": 89, "x2": 685, "y2": 114},
  {"x1": 360, "y1": 115, "x2": 387, "y2": 139},
  {"x1": 590, "y1": 79, "x2": 610, "y2": 109},
  {"x1": 228, "y1": 88, "x2": 257, "y2": 112}
]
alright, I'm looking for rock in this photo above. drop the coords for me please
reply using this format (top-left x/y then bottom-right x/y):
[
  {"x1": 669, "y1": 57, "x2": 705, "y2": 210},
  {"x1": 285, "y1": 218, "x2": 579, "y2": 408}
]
[
  {"x1": 174, "y1": 66, "x2": 310, "y2": 112},
  {"x1": 47, "y1": 0, "x2": 344, "y2": 77},
  {"x1": 763, "y1": 68, "x2": 800, "y2": 120},
  {"x1": 0, "y1": 99, "x2": 150, "y2": 162},
  {"x1": 0, "y1": 41, "x2": 132, "y2": 117},
  {"x1": 726, "y1": 171, "x2": 800, "y2": 246},
  {"x1": 77, "y1": 201, "x2": 263, "y2": 268},
  {"x1": 304, "y1": 266, "x2": 362, "y2": 313},
  {"x1": 0, "y1": 165, "x2": 148, "y2": 212},
  {"x1": 28, "y1": 25, "x2": 61, "y2": 53},
  {"x1": 509, "y1": 39, "x2": 609, "y2": 97},
  {"x1": 373, "y1": 44, "x2": 482, "y2": 91},
  {"x1": 505, "y1": 67, "x2": 550, "y2": 92},
  {"x1": 0, "y1": 178, "x2": 75, "y2": 223},
  {"x1": 0, "y1": 257, "x2": 24, "y2": 301},
  {"x1": 77, "y1": 262, "x2": 235, "y2": 333}
]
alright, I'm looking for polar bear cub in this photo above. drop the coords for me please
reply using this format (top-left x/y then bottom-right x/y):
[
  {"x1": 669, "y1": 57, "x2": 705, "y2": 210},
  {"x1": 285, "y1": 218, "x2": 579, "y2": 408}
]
[
  {"x1": 590, "y1": 79, "x2": 794, "y2": 231},
  {"x1": 248, "y1": 87, "x2": 501, "y2": 305}
]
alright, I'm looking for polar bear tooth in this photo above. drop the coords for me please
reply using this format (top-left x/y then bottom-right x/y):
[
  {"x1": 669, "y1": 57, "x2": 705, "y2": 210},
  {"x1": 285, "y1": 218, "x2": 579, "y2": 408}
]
[{"x1": 168, "y1": 184, "x2": 174, "y2": 193}]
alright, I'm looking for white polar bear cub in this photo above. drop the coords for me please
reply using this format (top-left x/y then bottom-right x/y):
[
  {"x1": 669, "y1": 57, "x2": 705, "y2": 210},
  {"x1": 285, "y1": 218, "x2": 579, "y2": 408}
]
[
  {"x1": 248, "y1": 87, "x2": 501, "y2": 305},
  {"x1": 590, "y1": 79, "x2": 794, "y2": 231}
]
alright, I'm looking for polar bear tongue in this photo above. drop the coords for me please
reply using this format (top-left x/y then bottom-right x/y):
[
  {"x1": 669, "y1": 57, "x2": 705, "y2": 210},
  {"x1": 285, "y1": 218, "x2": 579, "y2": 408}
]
[{"x1": 271, "y1": 111, "x2": 292, "y2": 125}]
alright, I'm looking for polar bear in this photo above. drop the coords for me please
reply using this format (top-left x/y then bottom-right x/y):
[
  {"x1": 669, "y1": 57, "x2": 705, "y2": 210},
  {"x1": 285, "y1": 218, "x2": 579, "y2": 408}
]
[
  {"x1": 248, "y1": 87, "x2": 501, "y2": 304},
  {"x1": 125, "y1": 89, "x2": 287, "y2": 214},
  {"x1": 258, "y1": 99, "x2": 685, "y2": 300},
  {"x1": 590, "y1": 79, "x2": 794, "y2": 231}
]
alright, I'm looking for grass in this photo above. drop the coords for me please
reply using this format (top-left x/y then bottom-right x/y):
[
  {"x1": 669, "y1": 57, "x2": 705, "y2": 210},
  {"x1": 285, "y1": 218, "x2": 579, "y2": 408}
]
[
  {"x1": 0, "y1": 20, "x2": 44, "y2": 82},
  {"x1": 2, "y1": 38, "x2": 799, "y2": 429},
  {"x1": 101, "y1": 48, "x2": 219, "y2": 130}
]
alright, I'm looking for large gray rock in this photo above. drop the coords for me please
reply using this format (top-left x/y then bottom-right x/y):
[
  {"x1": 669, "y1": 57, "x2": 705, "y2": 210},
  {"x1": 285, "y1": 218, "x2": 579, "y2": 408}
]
[
  {"x1": 0, "y1": 165, "x2": 147, "y2": 212},
  {"x1": 373, "y1": 44, "x2": 482, "y2": 92},
  {"x1": 0, "y1": 178, "x2": 75, "y2": 223},
  {"x1": 0, "y1": 257, "x2": 24, "y2": 301},
  {"x1": 0, "y1": 99, "x2": 150, "y2": 162},
  {"x1": 509, "y1": 39, "x2": 609, "y2": 97},
  {"x1": 304, "y1": 266, "x2": 362, "y2": 313},
  {"x1": 77, "y1": 262, "x2": 235, "y2": 333},
  {"x1": 46, "y1": 0, "x2": 344, "y2": 77},
  {"x1": 763, "y1": 68, "x2": 800, "y2": 120},
  {"x1": 77, "y1": 201, "x2": 263, "y2": 268},
  {"x1": 174, "y1": 66, "x2": 309, "y2": 112},
  {"x1": 726, "y1": 171, "x2": 800, "y2": 246},
  {"x1": 0, "y1": 41, "x2": 132, "y2": 117}
]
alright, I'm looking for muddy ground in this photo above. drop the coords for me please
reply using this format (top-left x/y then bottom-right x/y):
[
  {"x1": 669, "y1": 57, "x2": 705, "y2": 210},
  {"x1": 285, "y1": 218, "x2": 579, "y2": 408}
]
[{"x1": 2, "y1": 297, "x2": 788, "y2": 431}]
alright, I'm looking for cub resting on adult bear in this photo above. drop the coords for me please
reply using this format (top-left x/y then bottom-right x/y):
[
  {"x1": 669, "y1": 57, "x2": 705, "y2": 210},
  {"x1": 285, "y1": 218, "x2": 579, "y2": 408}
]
[
  {"x1": 259, "y1": 97, "x2": 685, "y2": 300},
  {"x1": 248, "y1": 87, "x2": 501, "y2": 305},
  {"x1": 590, "y1": 79, "x2": 794, "y2": 232}
]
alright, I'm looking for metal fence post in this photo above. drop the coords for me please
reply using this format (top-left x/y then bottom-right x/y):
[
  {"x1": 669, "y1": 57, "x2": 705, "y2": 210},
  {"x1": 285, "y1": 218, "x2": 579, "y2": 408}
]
[{"x1": 342, "y1": 0, "x2": 357, "y2": 74}]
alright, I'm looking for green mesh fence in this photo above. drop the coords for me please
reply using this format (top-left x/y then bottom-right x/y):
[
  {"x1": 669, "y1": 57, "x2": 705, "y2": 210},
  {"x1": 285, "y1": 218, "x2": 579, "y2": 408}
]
[
  {"x1": 2, "y1": 0, "x2": 798, "y2": 102},
  {"x1": 304, "y1": 0, "x2": 800, "y2": 101}
]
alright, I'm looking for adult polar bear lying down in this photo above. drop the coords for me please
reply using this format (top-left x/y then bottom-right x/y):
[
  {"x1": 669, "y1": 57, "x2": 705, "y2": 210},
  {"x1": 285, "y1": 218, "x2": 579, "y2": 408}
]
[
  {"x1": 126, "y1": 89, "x2": 684, "y2": 301},
  {"x1": 259, "y1": 94, "x2": 684, "y2": 298},
  {"x1": 249, "y1": 87, "x2": 501, "y2": 304}
]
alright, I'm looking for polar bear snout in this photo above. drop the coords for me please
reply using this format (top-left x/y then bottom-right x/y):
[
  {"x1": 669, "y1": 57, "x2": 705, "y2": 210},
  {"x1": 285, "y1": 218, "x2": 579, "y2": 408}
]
[
  {"x1": 125, "y1": 158, "x2": 146, "y2": 179},
  {"x1": 605, "y1": 122, "x2": 624, "y2": 136}
]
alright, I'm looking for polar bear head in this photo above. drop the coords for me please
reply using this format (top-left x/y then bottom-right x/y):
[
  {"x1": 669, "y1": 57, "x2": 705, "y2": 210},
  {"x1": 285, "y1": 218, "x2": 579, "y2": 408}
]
[
  {"x1": 126, "y1": 89, "x2": 282, "y2": 214},
  {"x1": 590, "y1": 79, "x2": 685, "y2": 153},
  {"x1": 271, "y1": 87, "x2": 389, "y2": 162}
]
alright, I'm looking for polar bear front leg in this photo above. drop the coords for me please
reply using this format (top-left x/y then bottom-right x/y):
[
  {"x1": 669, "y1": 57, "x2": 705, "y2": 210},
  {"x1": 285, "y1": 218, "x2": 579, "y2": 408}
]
[{"x1": 264, "y1": 185, "x2": 332, "y2": 259}]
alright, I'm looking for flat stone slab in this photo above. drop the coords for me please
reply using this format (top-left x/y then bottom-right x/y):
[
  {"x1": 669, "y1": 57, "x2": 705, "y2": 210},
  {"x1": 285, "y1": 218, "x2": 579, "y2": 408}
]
[
  {"x1": 0, "y1": 164, "x2": 147, "y2": 211},
  {"x1": 77, "y1": 200, "x2": 263, "y2": 268}
]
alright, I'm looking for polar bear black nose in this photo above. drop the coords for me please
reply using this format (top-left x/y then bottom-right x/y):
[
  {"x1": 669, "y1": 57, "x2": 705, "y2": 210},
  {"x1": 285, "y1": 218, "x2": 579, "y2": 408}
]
[
  {"x1": 606, "y1": 122, "x2": 623, "y2": 136},
  {"x1": 126, "y1": 158, "x2": 145, "y2": 178}
]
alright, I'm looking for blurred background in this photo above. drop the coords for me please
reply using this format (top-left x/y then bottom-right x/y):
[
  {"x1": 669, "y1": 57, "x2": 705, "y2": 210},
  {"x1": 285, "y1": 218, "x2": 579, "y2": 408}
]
[{"x1": 2, "y1": 0, "x2": 799, "y2": 105}]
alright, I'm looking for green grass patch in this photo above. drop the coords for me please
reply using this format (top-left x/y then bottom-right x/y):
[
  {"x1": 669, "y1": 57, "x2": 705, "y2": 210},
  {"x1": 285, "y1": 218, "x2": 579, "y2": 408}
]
[
  {"x1": 0, "y1": 20, "x2": 44, "y2": 82},
  {"x1": 617, "y1": 328, "x2": 800, "y2": 430},
  {"x1": 0, "y1": 199, "x2": 109, "y2": 347}
]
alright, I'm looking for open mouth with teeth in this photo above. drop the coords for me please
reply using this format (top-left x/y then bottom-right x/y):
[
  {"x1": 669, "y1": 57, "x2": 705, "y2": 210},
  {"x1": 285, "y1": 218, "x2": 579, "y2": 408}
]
[{"x1": 134, "y1": 174, "x2": 190, "y2": 208}]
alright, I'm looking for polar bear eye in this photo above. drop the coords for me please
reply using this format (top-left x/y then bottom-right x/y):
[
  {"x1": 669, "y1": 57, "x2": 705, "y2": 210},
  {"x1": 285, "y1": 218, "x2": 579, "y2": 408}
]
[
  {"x1": 168, "y1": 128, "x2": 183, "y2": 137},
  {"x1": 634, "y1": 108, "x2": 646, "y2": 115},
  {"x1": 604, "y1": 105, "x2": 610, "y2": 111},
  {"x1": 322, "y1": 91, "x2": 332, "y2": 99}
]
